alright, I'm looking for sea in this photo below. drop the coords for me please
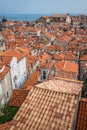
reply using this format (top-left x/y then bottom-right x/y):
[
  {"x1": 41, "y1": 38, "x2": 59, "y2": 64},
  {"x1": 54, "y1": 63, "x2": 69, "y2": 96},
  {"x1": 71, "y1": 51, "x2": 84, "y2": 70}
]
[{"x1": 0, "y1": 14, "x2": 51, "y2": 21}]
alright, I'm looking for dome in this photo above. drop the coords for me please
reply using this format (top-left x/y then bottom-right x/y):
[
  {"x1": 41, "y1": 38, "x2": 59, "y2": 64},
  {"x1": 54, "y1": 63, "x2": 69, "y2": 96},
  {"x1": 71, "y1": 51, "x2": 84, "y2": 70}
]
[{"x1": 2, "y1": 17, "x2": 7, "y2": 22}]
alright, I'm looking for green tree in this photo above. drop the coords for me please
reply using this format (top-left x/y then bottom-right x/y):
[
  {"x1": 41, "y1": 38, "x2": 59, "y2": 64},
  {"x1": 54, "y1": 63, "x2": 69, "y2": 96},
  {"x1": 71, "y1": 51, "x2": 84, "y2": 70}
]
[{"x1": 0, "y1": 103, "x2": 19, "y2": 124}]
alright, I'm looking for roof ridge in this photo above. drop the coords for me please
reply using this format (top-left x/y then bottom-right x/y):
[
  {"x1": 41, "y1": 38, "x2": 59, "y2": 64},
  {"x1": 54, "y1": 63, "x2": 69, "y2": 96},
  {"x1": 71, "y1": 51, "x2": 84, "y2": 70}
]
[
  {"x1": 53, "y1": 77, "x2": 83, "y2": 83},
  {"x1": 63, "y1": 61, "x2": 67, "y2": 70}
]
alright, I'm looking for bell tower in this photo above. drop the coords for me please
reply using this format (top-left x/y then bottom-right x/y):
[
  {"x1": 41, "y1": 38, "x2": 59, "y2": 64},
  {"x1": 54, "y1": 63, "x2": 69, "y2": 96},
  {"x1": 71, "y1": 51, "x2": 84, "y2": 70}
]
[
  {"x1": 2, "y1": 16, "x2": 7, "y2": 27},
  {"x1": 66, "y1": 14, "x2": 71, "y2": 24}
]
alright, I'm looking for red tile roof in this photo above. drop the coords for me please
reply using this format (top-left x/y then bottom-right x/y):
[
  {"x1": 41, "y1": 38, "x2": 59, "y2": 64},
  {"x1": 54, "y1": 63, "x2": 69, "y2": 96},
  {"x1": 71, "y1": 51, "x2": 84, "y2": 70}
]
[
  {"x1": 9, "y1": 89, "x2": 29, "y2": 107},
  {"x1": 55, "y1": 61, "x2": 78, "y2": 73},
  {"x1": 66, "y1": 30, "x2": 73, "y2": 36},
  {"x1": 2, "y1": 49, "x2": 27, "y2": 62},
  {"x1": 0, "y1": 121, "x2": 14, "y2": 130},
  {"x1": 1, "y1": 55, "x2": 13, "y2": 64},
  {"x1": 54, "y1": 52, "x2": 76, "y2": 61},
  {"x1": 40, "y1": 62, "x2": 53, "y2": 70},
  {"x1": 64, "y1": 61, "x2": 78, "y2": 73},
  {"x1": 27, "y1": 54, "x2": 36, "y2": 66},
  {"x1": 40, "y1": 52, "x2": 52, "y2": 65},
  {"x1": 36, "y1": 78, "x2": 82, "y2": 95},
  {"x1": 22, "y1": 70, "x2": 40, "y2": 88},
  {"x1": 0, "y1": 64, "x2": 10, "y2": 80},
  {"x1": 7, "y1": 84, "x2": 81, "y2": 130},
  {"x1": 45, "y1": 32, "x2": 55, "y2": 38},
  {"x1": 32, "y1": 43, "x2": 44, "y2": 50},
  {"x1": 57, "y1": 35, "x2": 71, "y2": 43},
  {"x1": 76, "y1": 98, "x2": 87, "y2": 130},
  {"x1": 70, "y1": 39, "x2": 78, "y2": 45},
  {"x1": 80, "y1": 54, "x2": 87, "y2": 61},
  {"x1": 80, "y1": 37, "x2": 87, "y2": 43},
  {"x1": 66, "y1": 44, "x2": 79, "y2": 51},
  {"x1": 47, "y1": 45, "x2": 63, "y2": 51},
  {"x1": 0, "y1": 62, "x2": 5, "y2": 69}
]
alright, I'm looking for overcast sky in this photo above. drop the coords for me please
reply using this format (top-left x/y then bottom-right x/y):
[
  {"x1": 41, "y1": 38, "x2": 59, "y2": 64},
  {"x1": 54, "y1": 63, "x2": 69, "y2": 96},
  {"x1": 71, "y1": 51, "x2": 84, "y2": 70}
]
[{"x1": 0, "y1": 0, "x2": 87, "y2": 14}]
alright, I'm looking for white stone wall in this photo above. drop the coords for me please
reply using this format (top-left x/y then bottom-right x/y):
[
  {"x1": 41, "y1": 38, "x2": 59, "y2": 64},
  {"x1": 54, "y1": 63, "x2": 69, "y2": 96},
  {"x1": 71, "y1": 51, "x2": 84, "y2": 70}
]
[
  {"x1": 66, "y1": 15, "x2": 71, "y2": 24},
  {"x1": 18, "y1": 57, "x2": 27, "y2": 87},
  {"x1": 10, "y1": 57, "x2": 20, "y2": 89},
  {"x1": 0, "y1": 71, "x2": 12, "y2": 105},
  {"x1": 10, "y1": 56, "x2": 27, "y2": 89}
]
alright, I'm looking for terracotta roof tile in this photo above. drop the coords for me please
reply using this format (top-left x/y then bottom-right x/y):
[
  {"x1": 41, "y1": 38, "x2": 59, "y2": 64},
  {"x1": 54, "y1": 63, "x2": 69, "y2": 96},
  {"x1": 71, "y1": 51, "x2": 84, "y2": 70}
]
[
  {"x1": 32, "y1": 43, "x2": 44, "y2": 49},
  {"x1": 57, "y1": 35, "x2": 71, "y2": 43},
  {"x1": 55, "y1": 61, "x2": 78, "y2": 73},
  {"x1": 66, "y1": 44, "x2": 79, "y2": 51},
  {"x1": 36, "y1": 78, "x2": 82, "y2": 95},
  {"x1": 80, "y1": 46, "x2": 87, "y2": 51},
  {"x1": 0, "y1": 64, "x2": 10, "y2": 80},
  {"x1": 16, "y1": 47, "x2": 29, "y2": 54},
  {"x1": 80, "y1": 54, "x2": 87, "y2": 61},
  {"x1": 27, "y1": 54, "x2": 36, "y2": 66},
  {"x1": 40, "y1": 62, "x2": 53, "y2": 70},
  {"x1": 64, "y1": 61, "x2": 78, "y2": 73},
  {"x1": 2, "y1": 49, "x2": 27, "y2": 62},
  {"x1": 8, "y1": 83, "x2": 82, "y2": 130},
  {"x1": 47, "y1": 45, "x2": 63, "y2": 51},
  {"x1": 70, "y1": 39, "x2": 78, "y2": 45},
  {"x1": 0, "y1": 51, "x2": 4, "y2": 56},
  {"x1": 45, "y1": 32, "x2": 55, "y2": 38},
  {"x1": 76, "y1": 98, "x2": 87, "y2": 130},
  {"x1": 1, "y1": 55, "x2": 13, "y2": 64},
  {"x1": 40, "y1": 52, "x2": 52, "y2": 64},
  {"x1": 54, "y1": 52, "x2": 76, "y2": 61},
  {"x1": 80, "y1": 37, "x2": 87, "y2": 43},
  {"x1": 9, "y1": 89, "x2": 29, "y2": 107},
  {"x1": 0, "y1": 121, "x2": 14, "y2": 130},
  {"x1": 0, "y1": 62, "x2": 5, "y2": 69},
  {"x1": 66, "y1": 30, "x2": 73, "y2": 36},
  {"x1": 22, "y1": 70, "x2": 40, "y2": 88}
]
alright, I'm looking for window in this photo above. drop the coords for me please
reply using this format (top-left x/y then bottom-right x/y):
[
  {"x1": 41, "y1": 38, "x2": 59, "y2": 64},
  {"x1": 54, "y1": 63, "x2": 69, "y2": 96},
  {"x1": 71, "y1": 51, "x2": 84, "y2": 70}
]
[
  {"x1": 13, "y1": 75, "x2": 17, "y2": 82},
  {"x1": 51, "y1": 41, "x2": 53, "y2": 45},
  {"x1": 31, "y1": 64, "x2": 33, "y2": 67},
  {"x1": 7, "y1": 92, "x2": 9, "y2": 98},
  {"x1": 43, "y1": 71, "x2": 47, "y2": 80}
]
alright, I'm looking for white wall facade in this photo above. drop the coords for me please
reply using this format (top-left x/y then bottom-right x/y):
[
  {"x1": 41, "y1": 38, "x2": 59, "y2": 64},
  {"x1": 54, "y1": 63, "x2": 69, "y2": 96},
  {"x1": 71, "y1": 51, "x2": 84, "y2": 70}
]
[
  {"x1": 0, "y1": 71, "x2": 12, "y2": 106},
  {"x1": 10, "y1": 56, "x2": 27, "y2": 89},
  {"x1": 10, "y1": 57, "x2": 20, "y2": 89},
  {"x1": 18, "y1": 57, "x2": 27, "y2": 87}
]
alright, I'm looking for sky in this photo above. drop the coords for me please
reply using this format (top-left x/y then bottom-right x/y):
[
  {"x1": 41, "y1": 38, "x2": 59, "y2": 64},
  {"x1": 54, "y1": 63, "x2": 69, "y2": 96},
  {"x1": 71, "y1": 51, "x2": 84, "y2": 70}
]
[{"x1": 0, "y1": 0, "x2": 87, "y2": 14}]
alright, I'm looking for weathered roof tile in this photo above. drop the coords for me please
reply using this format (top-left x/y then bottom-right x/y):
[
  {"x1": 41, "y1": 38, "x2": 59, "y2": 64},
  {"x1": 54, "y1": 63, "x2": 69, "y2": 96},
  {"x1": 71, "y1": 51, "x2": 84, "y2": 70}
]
[
  {"x1": 9, "y1": 89, "x2": 30, "y2": 107},
  {"x1": 8, "y1": 83, "x2": 82, "y2": 130},
  {"x1": 76, "y1": 98, "x2": 87, "y2": 130}
]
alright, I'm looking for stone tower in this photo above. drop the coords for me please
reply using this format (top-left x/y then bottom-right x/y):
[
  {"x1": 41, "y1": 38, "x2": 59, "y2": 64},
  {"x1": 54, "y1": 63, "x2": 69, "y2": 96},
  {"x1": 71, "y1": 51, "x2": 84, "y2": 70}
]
[{"x1": 66, "y1": 14, "x2": 71, "y2": 24}]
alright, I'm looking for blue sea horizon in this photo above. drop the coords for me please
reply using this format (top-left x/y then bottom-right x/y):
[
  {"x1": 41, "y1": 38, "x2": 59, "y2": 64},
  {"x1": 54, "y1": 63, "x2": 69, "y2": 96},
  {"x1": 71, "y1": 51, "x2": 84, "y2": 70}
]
[
  {"x1": 0, "y1": 14, "x2": 51, "y2": 21},
  {"x1": 0, "y1": 13, "x2": 87, "y2": 22}
]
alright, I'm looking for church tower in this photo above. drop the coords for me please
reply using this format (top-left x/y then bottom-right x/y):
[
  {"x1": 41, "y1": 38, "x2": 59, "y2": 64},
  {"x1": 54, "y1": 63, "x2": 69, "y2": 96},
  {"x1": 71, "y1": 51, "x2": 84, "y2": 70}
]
[
  {"x1": 66, "y1": 14, "x2": 71, "y2": 24},
  {"x1": 2, "y1": 16, "x2": 7, "y2": 27}
]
